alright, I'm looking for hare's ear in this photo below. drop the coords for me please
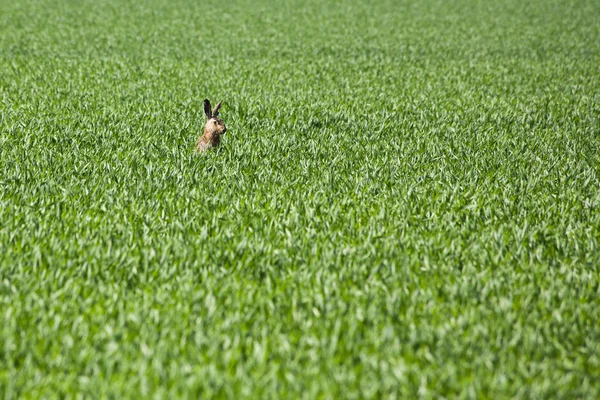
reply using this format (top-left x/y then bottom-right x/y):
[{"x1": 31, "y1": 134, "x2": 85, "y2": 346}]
[
  {"x1": 203, "y1": 99, "x2": 212, "y2": 119},
  {"x1": 212, "y1": 100, "x2": 223, "y2": 117}
]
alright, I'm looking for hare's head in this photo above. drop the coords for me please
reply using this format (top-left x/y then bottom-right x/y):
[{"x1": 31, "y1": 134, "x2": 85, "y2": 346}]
[{"x1": 203, "y1": 99, "x2": 227, "y2": 136}]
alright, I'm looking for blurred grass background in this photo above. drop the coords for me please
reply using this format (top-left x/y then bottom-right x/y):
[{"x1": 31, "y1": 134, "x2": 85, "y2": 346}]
[{"x1": 1, "y1": 0, "x2": 599, "y2": 397}]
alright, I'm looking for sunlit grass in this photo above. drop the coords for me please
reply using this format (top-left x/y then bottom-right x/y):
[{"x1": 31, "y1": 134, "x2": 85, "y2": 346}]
[{"x1": 1, "y1": 0, "x2": 599, "y2": 397}]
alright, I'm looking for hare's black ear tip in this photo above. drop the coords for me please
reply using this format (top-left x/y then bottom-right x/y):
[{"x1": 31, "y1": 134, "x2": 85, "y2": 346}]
[{"x1": 203, "y1": 99, "x2": 213, "y2": 118}]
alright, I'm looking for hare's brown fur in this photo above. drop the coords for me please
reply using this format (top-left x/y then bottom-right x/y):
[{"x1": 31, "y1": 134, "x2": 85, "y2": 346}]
[{"x1": 196, "y1": 99, "x2": 227, "y2": 152}]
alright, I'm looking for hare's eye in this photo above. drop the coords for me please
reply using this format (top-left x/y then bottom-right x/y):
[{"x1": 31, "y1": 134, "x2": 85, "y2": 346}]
[{"x1": 213, "y1": 120, "x2": 217, "y2": 124}]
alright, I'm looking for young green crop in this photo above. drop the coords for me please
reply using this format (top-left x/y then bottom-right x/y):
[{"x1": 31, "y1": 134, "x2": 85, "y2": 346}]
[{"x1": 1, "y1": 0, "x2": 599, "y2": 397}]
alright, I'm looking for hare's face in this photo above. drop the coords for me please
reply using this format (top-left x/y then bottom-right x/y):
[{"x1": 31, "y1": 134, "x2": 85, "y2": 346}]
[{"x1": 207, "y1": 117, "x2": 227, "y2": 136}]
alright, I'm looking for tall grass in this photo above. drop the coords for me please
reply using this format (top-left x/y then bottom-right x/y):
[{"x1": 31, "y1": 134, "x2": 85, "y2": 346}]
[{"x1": 1, "y1": 0, "x2": 599, "y2": 397}]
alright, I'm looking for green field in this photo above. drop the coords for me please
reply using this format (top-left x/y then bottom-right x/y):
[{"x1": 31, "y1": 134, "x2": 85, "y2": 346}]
[{"x1": 1, "y1": 0, "x2": 600, "y2": 397}]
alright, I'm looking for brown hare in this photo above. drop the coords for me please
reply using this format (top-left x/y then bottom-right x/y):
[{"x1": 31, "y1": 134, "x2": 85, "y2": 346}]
[{"x1": 196, "y1": 99, "x2": 227, "y2": 152}]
